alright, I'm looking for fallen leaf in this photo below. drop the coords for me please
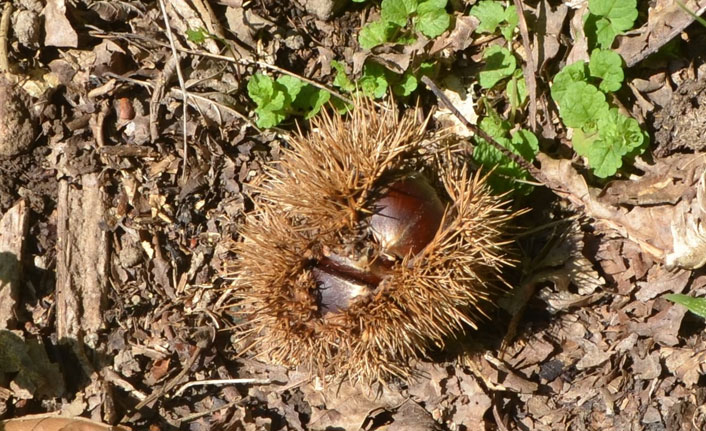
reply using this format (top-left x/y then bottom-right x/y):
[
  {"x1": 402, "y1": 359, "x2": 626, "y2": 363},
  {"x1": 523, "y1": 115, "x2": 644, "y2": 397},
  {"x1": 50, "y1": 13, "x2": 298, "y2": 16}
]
[{"x1": 44, "y1": 0, "x2": 78, "y2": 48}]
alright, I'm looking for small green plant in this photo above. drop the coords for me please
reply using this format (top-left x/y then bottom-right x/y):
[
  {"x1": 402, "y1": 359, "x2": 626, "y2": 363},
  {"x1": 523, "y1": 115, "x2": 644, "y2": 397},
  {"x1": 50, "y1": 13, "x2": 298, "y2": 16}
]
[
  {"x1": 186, "y1": 27, "x2": 331, "y2": 129},
  {"x1": 469, "y1": 0, "x2": 518, "y2": 41},
  {"x1": 472, "y1": 102, "x2": 539, "y2": 194},
  {"x1": 584, "y1": 0, "x2": 638, "y2": 49},
  {"x1": 469, "y1": 1, "x2": 527, "y2": 112},
  {"x1": 666, "y1": 294, "x2": 706, "y2": 319},
  {"x1": 331, "y1": 59, "x2": 430, "y2": 100},
  {"x1": 247, "y1": 74, "x2": 330, "y2": 128},
  {"x1": 358, "y1": 0, "x2": 452, "y2": 49},
  {"x1": 551, "y1": 53, "x2": 646, "y2": 177},
  {"x1": 550, "y1": 0, "x2": 647, "y2": 178}
]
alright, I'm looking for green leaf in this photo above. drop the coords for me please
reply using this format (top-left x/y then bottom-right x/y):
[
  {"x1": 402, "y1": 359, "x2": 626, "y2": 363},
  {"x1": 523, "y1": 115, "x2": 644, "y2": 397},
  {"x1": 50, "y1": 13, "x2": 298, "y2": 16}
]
[
  {"x1": 331, "y1": 60, "x2": 355, "y2": 92},
  {"x1": 247, "y1": 73, "x2": 275, "y2": 107},
  {"x1": 276, "y1": 75, "x2": 305, "y2": 103},
  {"x1": 392, "y1": 72, "x2": 418, "y2": 96},
  {"x1": 507, "y1": 69, "x2": 527, "y2": 110},
  {"x1": 557, "y1": 81, "x2": 609, "y2": 128},
  {"x1": 666, "y1": 294, "x2": 706, "y2": 319},
  {"x1": 550, "y1": 61, "x2": 588, "y2": 108},
  {"x1": 501, "y1": 5, "x2": 518, "y2": 40},
  {"x1": 382, "y1": 0, "x2": 418, "y2": 26},
  {"x1": 359, "y1": 19, "x2": 396, "y2": 49},
  {"x1": 581, "y1": 136, "x2": 624, "y2": 177},
  {"x1": 470, "y1": 1, "x2": 516, "y2": 40},
  {"x1": 586, "y1": 0, "x2": 638, "y2": 48},
  {"x1": 470, "y1": 0, "x2": 506, "y2": 34},
  {"x1": 573, "y1": 108, "x2": 646, "y2": 177},
  {"x1": 415, "y1": 0, "x2": 450, "y2": 38},
  {"x1": 186, "y1": 27, "x2": 208, "y2": 44},
  {"x1": 254, "y1": 108, "x2": 286, "y2": 128},
  {"x1": 248, "y1": 74, "x2": 299, "y2": 128},
  {"x1": 479, "y1": 45, "x2": 516, "y2": 89},
  {"x1": 420, "y1": 0, "x2": 447, "y2": 8},
  {"x1": 589, "y1": 49, "x2": 624, "y2": 92},
  {"x1": 510, "y1": 128, "x2": 539, "y2": 161},
  {"x1": 360, "y1": 62, "x2": 389, "y2": 98},
  {"x1": 472, "y1": 114, "x2": 536, "y2": 194},
  {"x1": 293, "y1": 86, "x2": 331, "y2": 119}
]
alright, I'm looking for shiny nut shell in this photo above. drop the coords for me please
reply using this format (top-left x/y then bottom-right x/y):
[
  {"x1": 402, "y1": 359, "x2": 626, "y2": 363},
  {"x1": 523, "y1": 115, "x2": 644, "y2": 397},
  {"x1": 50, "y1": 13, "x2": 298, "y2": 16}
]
[
  {"x1": 370, "y1": 174, "x2": 446, "y2": 258},
  {"x1": 312, "y1": 265, "x2": 372, "y2": 314}
]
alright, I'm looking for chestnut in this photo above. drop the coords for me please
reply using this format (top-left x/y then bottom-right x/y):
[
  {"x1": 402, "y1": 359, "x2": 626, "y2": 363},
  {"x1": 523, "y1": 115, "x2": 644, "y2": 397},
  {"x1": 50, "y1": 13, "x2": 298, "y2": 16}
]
[
  {"x1": 370, "y1": 174, "x2": 446, "y2": 259},
  {"x1": 312, "y1": 173, "x2": 446, "y2": 314}
]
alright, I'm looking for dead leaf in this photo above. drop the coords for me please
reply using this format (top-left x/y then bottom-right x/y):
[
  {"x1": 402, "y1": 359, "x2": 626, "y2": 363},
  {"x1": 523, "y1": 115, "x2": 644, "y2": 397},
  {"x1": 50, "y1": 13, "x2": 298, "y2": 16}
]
[
  {"x1": 0, "y1": 414, "x2": 130, "y2": 431},
  {"x1": 44, "y1": 0, "x2": 78, "y2": 48},
  {"x1": 616, "y1": 0, "x2": 706, "y2": 67}
]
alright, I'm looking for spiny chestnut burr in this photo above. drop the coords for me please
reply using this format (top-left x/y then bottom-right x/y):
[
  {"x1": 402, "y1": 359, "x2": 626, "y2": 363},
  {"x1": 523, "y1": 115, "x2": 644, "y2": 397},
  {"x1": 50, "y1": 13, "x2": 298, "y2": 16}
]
[{"x1": 225, "y1": 99, "x2": 517, "y2": 383}]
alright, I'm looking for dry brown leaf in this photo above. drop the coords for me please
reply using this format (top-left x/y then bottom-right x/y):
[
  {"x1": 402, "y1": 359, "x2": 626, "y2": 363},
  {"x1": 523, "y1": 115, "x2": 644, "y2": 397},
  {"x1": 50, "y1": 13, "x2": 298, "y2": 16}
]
[
  {"x1": 616, "y1": 0, "x2": 706, "y2": 67},
  {"x1": 0, "y1": 414, "x2": 130, "y2": 431},
  {"x1": 44, "y1": 0, "x2": 78, "y2": 48},
  {"x1": 302, "y1": 380, "x2": 406, "y2": 431},
  {"x1": 537, "y1": 152, "x2": 706, "y2": 270}
]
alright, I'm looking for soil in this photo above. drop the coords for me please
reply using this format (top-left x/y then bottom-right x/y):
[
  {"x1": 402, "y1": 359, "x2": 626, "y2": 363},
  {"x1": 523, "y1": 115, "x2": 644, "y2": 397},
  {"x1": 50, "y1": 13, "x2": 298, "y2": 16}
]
[{"x1": 1, "y1": 0, "x2": 706, "y2": 430}]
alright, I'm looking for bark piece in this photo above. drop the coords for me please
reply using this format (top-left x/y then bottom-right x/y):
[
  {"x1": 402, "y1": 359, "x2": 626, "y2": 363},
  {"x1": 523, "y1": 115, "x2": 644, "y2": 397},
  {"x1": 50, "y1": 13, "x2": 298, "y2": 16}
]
[
  {"x1": 56, "y1": 174, "x2": 109, "y2": 339},
  {"x1": 0, "y1": 200, "x2": 29, "y2": 329}
]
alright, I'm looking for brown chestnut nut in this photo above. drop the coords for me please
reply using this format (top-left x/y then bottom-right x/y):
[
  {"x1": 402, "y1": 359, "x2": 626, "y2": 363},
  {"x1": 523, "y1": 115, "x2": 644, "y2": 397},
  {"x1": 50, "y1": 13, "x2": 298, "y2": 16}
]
[
  {"x1": 312, "y1": 266, "x2": 371, "y2": 314},
  {"x1": 370, "y1": 174, "x2": 446, "y2": 259},
  {"x1": 312, "y1": 253, "x2": 390, "y2": 314}
]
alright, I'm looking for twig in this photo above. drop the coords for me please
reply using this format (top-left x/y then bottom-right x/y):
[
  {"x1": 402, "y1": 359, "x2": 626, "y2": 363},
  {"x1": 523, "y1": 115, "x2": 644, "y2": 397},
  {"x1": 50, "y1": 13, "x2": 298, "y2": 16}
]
[
  {"x1": 158, "y1": 0, "x2": 189, "y2": 181},
  {"x1": 129, "y1": 346, "x2": 203, "y2": 413},
  {"x1": 103, "y1": 71, "x2": 263, "y2": 132},
  {"x1": 0, "y1": 1, "x2": 12, "y2": 74},
  {"x1": 421, "y1": 76, "x2": 544, "y2": 182},
  {"x1": 88, "y1": 29, "x2": 360, "y2": 108},
  {"x1": 178, "y1": 399, "x2": 242, "y2": 423},
  {"x1": 512, "y1": 0, "x2": 537, "y2": 131},
  {"x1": 174, "y1": 378, "x2": 272, "y2": 397}
]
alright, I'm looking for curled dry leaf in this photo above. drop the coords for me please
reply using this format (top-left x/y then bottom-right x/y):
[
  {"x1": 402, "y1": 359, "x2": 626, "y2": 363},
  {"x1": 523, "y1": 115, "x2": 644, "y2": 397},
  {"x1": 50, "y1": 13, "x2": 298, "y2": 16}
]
[
  {"x1": 0, "y1": 414, "x2": 130, "y2": 431},
  {"x1": 666, "y1": 171, "x2": 706, "y2": 269},
  {"x1": 537, "y1": 152, "x2": 706, "y2": 269}
]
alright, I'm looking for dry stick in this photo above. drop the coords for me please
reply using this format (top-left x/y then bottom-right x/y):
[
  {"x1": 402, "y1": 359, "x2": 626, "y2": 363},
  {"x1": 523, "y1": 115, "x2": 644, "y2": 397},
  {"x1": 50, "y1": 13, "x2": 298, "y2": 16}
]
[
  {"x1": 173, "y1": 378, "x2": 272, "y2": 397},
  {"x1": 102, "y1": 71, "x2": 264, "y2": 132},
  {"x1": 421, "y1": 75, "x2": 547, "y2": 184},
  {"x1": 127, "y1": 346, "x2": 204, "y2": 415},
  {"x1": 512, "y1": 0, "x2": 537, "y2": 131},
  {"x1": 0, "y1": 1, "x2": 12, "y2": 74},
  {"x1": 87, "y1": 29, "x2": 358, "y2": 108},
  {"x1": 158, "y1": 0, "x2": 189, "y2": 181}
]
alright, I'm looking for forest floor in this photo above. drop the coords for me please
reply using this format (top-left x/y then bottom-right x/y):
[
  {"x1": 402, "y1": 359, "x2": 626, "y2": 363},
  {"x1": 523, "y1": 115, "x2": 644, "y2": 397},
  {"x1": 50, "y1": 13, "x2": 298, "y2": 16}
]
[{"x1": 2, "y1": 0, "x2": 706, "y2": 430}]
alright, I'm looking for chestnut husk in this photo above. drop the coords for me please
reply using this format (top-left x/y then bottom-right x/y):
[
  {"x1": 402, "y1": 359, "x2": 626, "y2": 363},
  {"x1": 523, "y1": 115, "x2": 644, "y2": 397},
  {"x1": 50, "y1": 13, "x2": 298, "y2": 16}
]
[{"x1": 225, "y1": 99, "x2": 517, "y2": 383}]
